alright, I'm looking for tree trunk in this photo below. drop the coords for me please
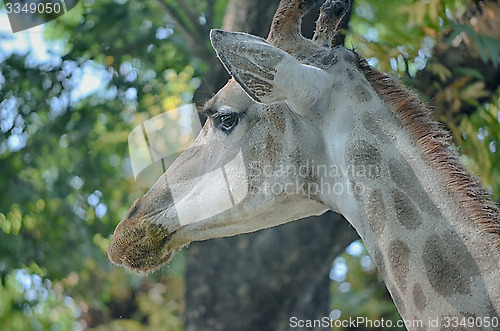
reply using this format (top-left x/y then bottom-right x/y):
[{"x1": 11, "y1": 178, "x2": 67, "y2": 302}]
[
  {"x1": 184, "y1": 213, "x2": 358, "y2": 331},
  {"x1": 185, "y1": 0, "x2": 359, "y2": 330}
]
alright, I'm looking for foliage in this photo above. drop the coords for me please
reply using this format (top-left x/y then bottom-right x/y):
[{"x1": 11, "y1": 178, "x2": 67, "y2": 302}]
[
  {"x1": 330, "y1": 242, "x2": 402, "y2": 330},
  {"x1": 458, "y1": 88, "x2": 500, "y2": 199},
  {"x1": 0, "y1": 268, "x2": 80, "y2": 331},
  {"x1": 449, "y1": 22, "x2": 500, "y2": 68},
  {"x1": 349, "y1": 0, "x2": 465, "y2": 74},
  {"x1": 0, "y1": 0, "x2": 212, "y2": 327}
]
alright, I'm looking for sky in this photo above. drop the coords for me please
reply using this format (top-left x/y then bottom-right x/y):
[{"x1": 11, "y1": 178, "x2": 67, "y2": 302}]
[{"x1": 0, "y1": 11, "x2": 49, "y2": 61}]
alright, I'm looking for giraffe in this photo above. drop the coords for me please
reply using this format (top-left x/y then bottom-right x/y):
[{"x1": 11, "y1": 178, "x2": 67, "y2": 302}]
[{"x1": 108, "y1": 0, "x2": 500, "y2": 328}]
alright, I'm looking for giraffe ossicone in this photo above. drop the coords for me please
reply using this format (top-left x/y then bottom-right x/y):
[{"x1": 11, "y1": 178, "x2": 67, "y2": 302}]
[{"x1": 108, "y1": 0, "x2": 500, "y2": 326}]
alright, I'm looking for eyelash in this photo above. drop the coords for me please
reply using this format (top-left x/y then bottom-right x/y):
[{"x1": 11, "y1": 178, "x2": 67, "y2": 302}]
[{"x1": 212, "y1": 113, "x2": 239, "y2": 133}]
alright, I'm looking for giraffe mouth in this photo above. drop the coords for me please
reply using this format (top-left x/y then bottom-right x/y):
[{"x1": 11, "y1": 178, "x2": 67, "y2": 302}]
[{"x1": 107, "y1": 217, "x2": 182, "y2": 273}]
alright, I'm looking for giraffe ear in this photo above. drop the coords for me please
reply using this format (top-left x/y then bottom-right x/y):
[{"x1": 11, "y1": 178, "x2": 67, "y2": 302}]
[{"x1": 210, "y1": 29, "x2": 331, "y2": 115}]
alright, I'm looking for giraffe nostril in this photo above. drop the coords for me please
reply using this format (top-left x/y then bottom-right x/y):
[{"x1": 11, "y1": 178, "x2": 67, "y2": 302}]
[{"x1": 124, "y1": 198, "x2": 143, "y2": 219}]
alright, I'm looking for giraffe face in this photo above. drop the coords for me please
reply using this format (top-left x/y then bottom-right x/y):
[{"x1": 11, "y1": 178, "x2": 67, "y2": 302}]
[{"x1": 107, "y1": 32, "x2": 347, "y2": 272}]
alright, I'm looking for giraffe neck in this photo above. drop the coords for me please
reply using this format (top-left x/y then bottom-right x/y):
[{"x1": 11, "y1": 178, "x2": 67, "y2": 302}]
[{"x1": 317, "y1": 61, "x2": 500, "y2": 325}]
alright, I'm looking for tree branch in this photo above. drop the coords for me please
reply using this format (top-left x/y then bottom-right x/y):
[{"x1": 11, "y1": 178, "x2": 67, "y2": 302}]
[
  {"x1": 154, "y1": 0, "x2": 211, "y2": 62},
  {"x1": 176, "y1": 0, "x2": 208, "y2": 38},
  {"x1": 205, "y1": 0, "x2": 215, "y2": 28}
]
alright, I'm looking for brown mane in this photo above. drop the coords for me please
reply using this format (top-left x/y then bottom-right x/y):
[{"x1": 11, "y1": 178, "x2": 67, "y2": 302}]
[{"x1": 356, "y1": 56, "x2": 500, "y2": 250}]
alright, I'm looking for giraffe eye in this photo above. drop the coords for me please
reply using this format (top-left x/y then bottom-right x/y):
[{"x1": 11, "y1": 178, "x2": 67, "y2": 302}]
[{"x1": 216, "y1": 113, "x2": 239, "y2": 132}]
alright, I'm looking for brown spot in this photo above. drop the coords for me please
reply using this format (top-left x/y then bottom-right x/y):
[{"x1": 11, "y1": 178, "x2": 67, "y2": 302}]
[
  {"x1": 243, "y1": 117, "x2": 284, "y2": 178},
  {"x1": 347, "y1": 140, "x2": 381, "y2": 179},
  {"x1": 388, "y1": 239, "x2": 411, "y2": 292},
  {"x1": 423, "y1": 232, "x2": 481, "y2": 297},
  {"x1": 354, "y1": 84, "x2": 372, "y2": 103},
  {"x1": 365, "y1": 189, "x2": 386, "y2": 237},
  {"x1": 388, "y1": 157, "x2": 442, "y2": 218},
  {"x1": 262, "y1": 131, "x2": 282, "y2": 165},
  {"x1": 391, "y1": 189, "x2": 422, "y2": 230},
  {"x1": 267, "y1": 105, "x2": 286, "y2": 133},
  {"x1": 412, "y1": 283, "x2": 426, "y2": 313}
]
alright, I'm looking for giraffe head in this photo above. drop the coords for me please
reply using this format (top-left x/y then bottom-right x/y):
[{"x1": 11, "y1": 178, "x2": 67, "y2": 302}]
[{"x1": 108, "y1": 0, "x2": 362, "y2": 272}]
